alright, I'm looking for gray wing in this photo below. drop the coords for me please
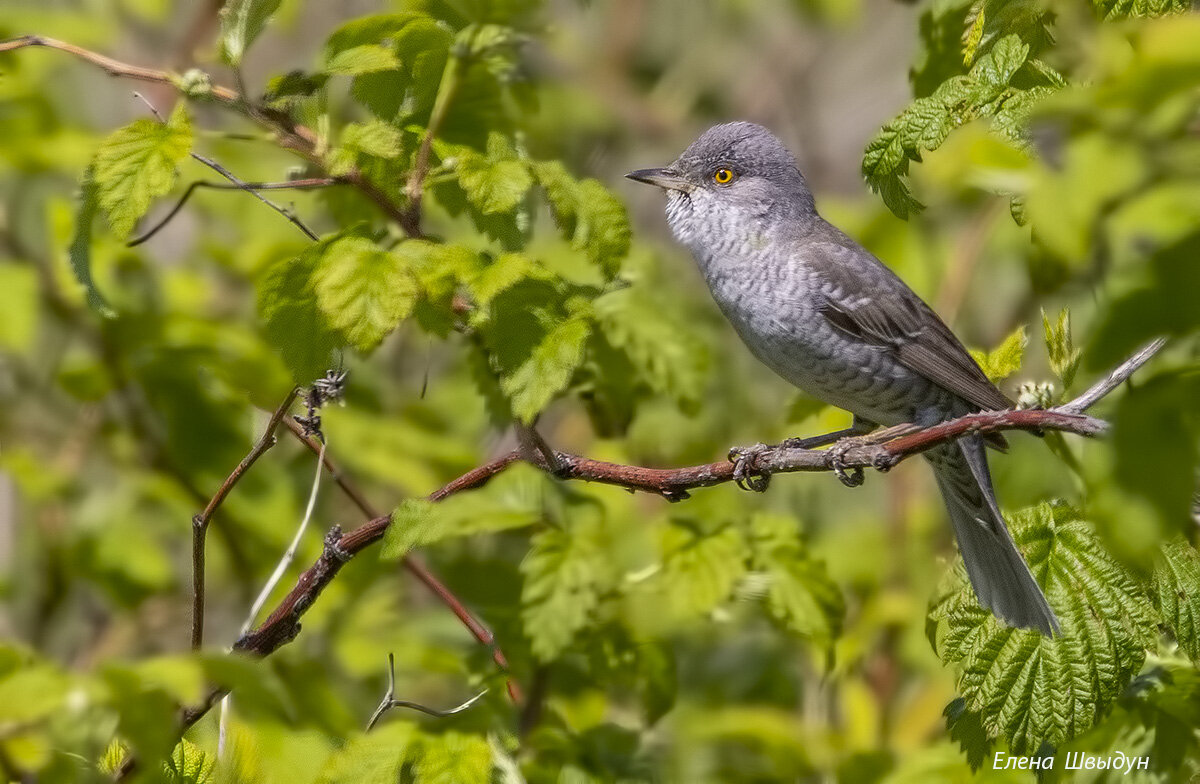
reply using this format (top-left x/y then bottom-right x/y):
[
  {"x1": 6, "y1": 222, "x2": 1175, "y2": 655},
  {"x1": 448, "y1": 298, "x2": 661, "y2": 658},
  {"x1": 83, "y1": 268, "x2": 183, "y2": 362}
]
[{"x1": 808, "y1": 229, "x2": 1011, "y2": 413}]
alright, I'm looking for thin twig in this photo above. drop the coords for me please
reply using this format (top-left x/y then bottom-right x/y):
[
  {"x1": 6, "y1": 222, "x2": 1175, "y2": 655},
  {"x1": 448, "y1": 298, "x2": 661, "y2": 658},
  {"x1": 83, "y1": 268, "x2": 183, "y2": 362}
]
[
  {"x1": 191, "y1": 389, "x2": 299, "y2": 649},
  {"x1": 128, "y1": 178, "x2": 339, "y2": 247},
  {"x1": 1059, "y1": 338, "x2": 1167, "y2": 414},
  {"x1": 366, "y1": 653, "x2": 488, "y2": 730},
  {"x1": 187, "y1": 154, "x2": 320, "y2": 241},
  {"x1": 0, "y1": 35, "x2": 412, "y2": 230},
  {"x1": 240, "y1": 437, "x2": 327, "y2": 636}
]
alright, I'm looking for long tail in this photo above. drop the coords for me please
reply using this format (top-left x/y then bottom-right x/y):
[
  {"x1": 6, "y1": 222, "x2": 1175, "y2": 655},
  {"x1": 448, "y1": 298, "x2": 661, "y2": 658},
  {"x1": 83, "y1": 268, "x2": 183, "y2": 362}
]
[{"x1": 925, "y1": 437, "x2": 1060, "y2": 635}]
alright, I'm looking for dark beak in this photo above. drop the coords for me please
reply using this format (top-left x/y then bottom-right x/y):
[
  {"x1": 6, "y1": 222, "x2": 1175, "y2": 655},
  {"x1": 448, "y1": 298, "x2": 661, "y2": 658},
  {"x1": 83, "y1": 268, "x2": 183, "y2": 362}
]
[{"x1": 625, "y1": 167, "x2": 692, "y2": 192}]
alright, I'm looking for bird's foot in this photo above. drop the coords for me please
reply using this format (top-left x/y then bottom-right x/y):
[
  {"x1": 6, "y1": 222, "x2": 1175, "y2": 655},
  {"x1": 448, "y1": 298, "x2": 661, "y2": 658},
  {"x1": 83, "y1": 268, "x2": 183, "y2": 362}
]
[
  {"x1": 827, "y1": 437, "x2": 866, "y2": 488},
  {"x1": 728, "y1": 442, "x2": 772, "y2": 492}
]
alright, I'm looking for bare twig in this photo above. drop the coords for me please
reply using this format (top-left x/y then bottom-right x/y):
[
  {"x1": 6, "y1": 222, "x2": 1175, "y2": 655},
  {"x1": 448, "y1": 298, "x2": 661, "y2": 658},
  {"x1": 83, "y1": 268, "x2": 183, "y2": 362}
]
[
  {"x1": 191, "y1": 389, "x2": 299, "y2": 649},
  {"x1": 187, "y1": 154, "x2": 321, "y2": 241},
  {"x1": 366, "y1": 653, "x2": 488, "y2": 730},
  {"x1": 241, "y1": 438, "x2": 327, "y2": 636},
  {"x1": 0, "y1": 35, "x2": 411, "y2": 230},
  {"x1": 1059, "y1": 338, "x2": 1167, "y2": 414},
  {"x1": 128, "y1": 177, "x2": 339, "y2": 247}
]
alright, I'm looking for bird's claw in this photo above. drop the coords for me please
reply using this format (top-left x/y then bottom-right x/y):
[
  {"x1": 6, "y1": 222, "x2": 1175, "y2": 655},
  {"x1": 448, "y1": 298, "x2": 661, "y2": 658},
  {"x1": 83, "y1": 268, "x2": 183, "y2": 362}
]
[
  {"x1": 729, "y1": 443, "x2": 772, "y2": 492},
  {"x1": 828, "y1": 438, "x2": 865, "y2": 488}
]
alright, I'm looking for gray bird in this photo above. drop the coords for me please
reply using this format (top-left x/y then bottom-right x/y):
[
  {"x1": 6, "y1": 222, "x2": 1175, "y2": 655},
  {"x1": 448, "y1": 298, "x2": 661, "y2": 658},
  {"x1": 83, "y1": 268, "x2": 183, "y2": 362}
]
[{"x1": 628, "y1": 121, "x2": 1059, "y2": 635}]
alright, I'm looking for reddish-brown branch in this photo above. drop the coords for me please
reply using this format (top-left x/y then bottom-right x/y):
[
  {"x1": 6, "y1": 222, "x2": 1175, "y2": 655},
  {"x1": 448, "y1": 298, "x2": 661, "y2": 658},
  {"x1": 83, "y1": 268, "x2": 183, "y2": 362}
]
[
  {"x1": 191, "y1": 389, "x2": 299, "y2": 649},
  {"x1": 282, "y1": 417, "x2": 522, "y2": 696},
  {"x1": 153, "y1": 340, "x2": 1164, "y2": 771}
]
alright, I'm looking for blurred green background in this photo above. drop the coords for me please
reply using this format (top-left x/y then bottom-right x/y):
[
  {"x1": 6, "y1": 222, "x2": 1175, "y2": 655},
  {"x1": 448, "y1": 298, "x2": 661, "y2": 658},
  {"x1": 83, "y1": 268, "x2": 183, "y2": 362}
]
[{"x1": 0, "y1": 0, "x2": 1198, "y2": 782}]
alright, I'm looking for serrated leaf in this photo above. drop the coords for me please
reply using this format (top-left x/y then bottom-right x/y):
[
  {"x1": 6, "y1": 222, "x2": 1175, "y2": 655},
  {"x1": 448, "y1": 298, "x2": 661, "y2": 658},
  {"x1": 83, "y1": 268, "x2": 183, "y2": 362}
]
[
  {"x1": 165, "y1": 739, "x2": 214, "y2": 784},
  {"x1": 93, "y1": 102, "x2": 192, "y2": 239},
  {"x1": 457, "y1": 155, "x2": 533, "y2": 215},
  {"x1": 341, "y1": 120, "x2": 405, "y2": 159},
  {"x1": 69, "y1": 167, "x2": 114, "y2": 316},
  {"x1": 324, "y1": 44, "x2": 402, "y2": 75},
  {"x1": 1152, "y1": 538, "x2": 1200, "y2": 663},
  {"x1": 747, "y1": 514, "x2": 843, "y2": 642},
  {"x1": 593, "y1": 287, "x2": 708, "y2": 408},
  {"x1": 632, "y1": 522, "x2": 746, "y2": 628},
  {"x1": 466, "y1": 252, "x2": 543, "y2": 304},
  {"x1": 944, "y1": 698, "x2": 992, "y2": 772},
  {"x1": 972, "y1": 34, "x2": 1029, "y2": 90},
  {"x1": 218, "y1": 0, "x2": 282, "y2": 66},
  {"x1": 501, "y1": 317, "x2": 591, "y2": 422},
  {"x1": 257, "y1": 240, "x2": 343, "y2": 383},
  {"x1": 312, "y1": 235, "x2": 418, "y2": 352},
  {"x1": 315, "y1": 723, "x2": 414, "y2": 784},
  {"x1": 522, "y1": 519, "x2": 609, "y2": 661},
  {"x1": 380, "y1": 465, "x2": 547, "y2": 559},
  {"x1": 533, "y1": 161, "x2": 630, "y2": 278},
  {"x1": 414, "y1": 732, "x2": 492, "y2": 784},
  {"x1": 1042, "y1": 308, "x2": 1081, "y2": 391},
  {"x1": 1094, "y1": 0, "x2": 1192, "y2": 19},
  {"x1": 969, "y1": 325, "x2": 1026, "y2": 382},
  {"x1": 929, "y1": 502, "x2": 1159, "y2": 755}
]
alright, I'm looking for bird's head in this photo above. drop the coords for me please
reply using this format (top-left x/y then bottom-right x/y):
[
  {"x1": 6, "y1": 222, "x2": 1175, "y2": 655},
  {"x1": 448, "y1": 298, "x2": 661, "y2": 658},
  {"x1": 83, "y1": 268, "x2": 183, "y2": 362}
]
[{"x1": 627, "y1": 122, "x2": 815, "y2": 251}]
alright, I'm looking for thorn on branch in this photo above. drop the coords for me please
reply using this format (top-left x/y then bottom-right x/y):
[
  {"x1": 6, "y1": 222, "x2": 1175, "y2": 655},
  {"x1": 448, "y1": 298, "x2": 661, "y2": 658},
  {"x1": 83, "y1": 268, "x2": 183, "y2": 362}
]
[
  {"x1": 366, "y1": 653, "x2": 488, "y2": 731},
  {"x1": 296, "y1": 366, "x2": 349, "y2": 441}
]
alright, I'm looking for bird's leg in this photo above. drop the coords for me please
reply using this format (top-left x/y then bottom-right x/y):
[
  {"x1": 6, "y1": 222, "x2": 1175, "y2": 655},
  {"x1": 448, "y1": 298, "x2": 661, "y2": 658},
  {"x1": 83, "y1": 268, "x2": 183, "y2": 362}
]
[
  {"x1": 729, "y1": 418, "x2": 880, "y2": 493},
  {"x1": 728, "y1": 442, "x2": 773, "y2": 492},
  {"x1": 827, "y1": 420, "x2": 919, "y2": 487}
]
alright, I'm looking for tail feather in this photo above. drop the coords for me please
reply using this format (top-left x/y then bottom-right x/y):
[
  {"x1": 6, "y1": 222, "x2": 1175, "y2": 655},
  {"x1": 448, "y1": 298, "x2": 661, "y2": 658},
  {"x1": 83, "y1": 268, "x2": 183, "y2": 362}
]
[{"x1": 926, "y1": 438, "x2": 1060, "y2": 635}]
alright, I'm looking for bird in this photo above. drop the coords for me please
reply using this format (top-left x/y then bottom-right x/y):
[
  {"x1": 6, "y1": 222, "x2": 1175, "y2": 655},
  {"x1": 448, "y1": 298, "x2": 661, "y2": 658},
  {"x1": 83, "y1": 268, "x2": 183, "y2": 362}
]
[{"x1": 627, "y1": 121, "x2": 1059, "y2": 635}]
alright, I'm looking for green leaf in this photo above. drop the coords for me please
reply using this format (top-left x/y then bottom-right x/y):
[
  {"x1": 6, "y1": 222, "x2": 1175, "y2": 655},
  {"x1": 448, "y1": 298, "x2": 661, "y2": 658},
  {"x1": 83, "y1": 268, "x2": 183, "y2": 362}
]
[
  {"x1": 747, "y1": 514, "x2": 844, "y2": 642},
  {"x1": 341, "y1": 120, "x2": 405, "y2": 159},
  {"x1": 522, "y1": 518, "x2": 609, "y2": 661},
  {"x1": 414, "y1": 732, "x2": 492, "y2": 784},
  {"x1": 501, "y1": 317, "x2": 591, "y2": 422},
  {"x1": 257, "y1": 240, "x2": 343, "y2": 383},
  {"x1": 944, "y1": 698, "x2": 991, "y2": 772},
  {"x1": 68, "y1": 168, "x2": 114, "y2": 316},
  {"x1": 533, "y1": 161, "x2": 631, "y2": 278},
  {"x1": 631, "y1": 522, "x2": 746, "y2": 629},
  {"x1": 971, "y1": 34, "x2": 1029, "y2": 90},
  {"x1": 929, "y1": 502, "x2": 1159, "y2": 755},
  {"x1": 968, "y1": 325, "x2": 1026, "y2": 383},
  {"x1": 218, "y1": 0, "x2": 282, "y2": 66},
  {"x1": 1152, "y1": 538, "x2": 1200, "y2": 663},
  {"x1": 315, "y1": 723, "x2": 414, "y2": 784},
  {"x1": 1042, "y1": 308, "x2": 1080, "y2": 391},
  {"x1": 323, "y1": 44, "x2": 402, "y2": 75},
  {"x1": 165, "y1": 739, "x2": 214, "y2": 784},
  {"x1": 593, "y1": 287, "x2": 709, "y2": 408},
  {"x1": 312, "y1": 235, "x2": 419, "y2": 352},
  {"x1": 92, "y1": 102, "x2": 193, "y2": 239},
  {"x1": 458, "y1": 155, "x2": 533, "y2": 215},
  {"x1": 1094, "y1": 0, "x2": 1192, "y2": 19},
  {"x1": 380, "y1": 465, "x2": 548, "y2": 559}
]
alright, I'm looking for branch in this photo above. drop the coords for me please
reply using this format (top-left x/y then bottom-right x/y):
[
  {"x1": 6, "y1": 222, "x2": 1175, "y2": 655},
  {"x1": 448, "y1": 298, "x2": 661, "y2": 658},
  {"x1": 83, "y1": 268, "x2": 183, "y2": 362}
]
[
  {"x1": 1059, "y1": 338, "x2": 1167, "y2": 414},
  {"x1": 0, "y1": 35, "x2": 412, "y2": 230},
  {"x1": 151, "y1": 341, "x2": 1161, "y2": 769},
  {"x1": 366, "y1": 653, "x2": 488, "y2": 730},
  {"x1": 191, "y1": 389, "x2": 299, "y2": 649},
  {"x1": 282, "y1": 417, "x2": 521, "y2": 696}
]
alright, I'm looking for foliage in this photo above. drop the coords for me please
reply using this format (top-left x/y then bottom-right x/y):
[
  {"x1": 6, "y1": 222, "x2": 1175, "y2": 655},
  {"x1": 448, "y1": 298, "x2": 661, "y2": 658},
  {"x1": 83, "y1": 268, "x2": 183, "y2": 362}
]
[{"x1": 0, "y1": 0, "x2": 1198, "y2": 782}]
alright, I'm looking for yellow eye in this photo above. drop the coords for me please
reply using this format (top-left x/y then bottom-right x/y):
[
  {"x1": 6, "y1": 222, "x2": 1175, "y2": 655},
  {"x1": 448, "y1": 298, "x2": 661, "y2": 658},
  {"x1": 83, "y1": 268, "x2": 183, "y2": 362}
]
[{"x1": 713, "y1": 167, "x2": 735, "y2": 185}]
